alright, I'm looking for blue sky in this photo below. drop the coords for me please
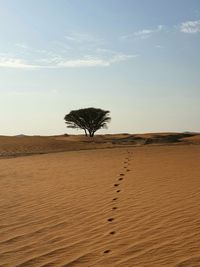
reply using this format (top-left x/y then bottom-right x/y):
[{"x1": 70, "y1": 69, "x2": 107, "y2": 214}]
[{"x1": 0, "y1": 0, "x2": 200, "y2": 135}]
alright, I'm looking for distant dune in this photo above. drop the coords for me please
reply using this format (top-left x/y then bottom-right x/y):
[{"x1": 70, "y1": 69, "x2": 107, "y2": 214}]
[
  {"x1": 0, "y1": 134, "x2": 200, "y2": 266},
  {"x1": 0, "y1": 132, "x2": 199, "y2": 159}
]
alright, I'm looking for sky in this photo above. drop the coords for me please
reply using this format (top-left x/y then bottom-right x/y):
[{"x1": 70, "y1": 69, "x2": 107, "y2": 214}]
[{"x1": 0, "y1": 0, "x2": 200, "y2": 135}]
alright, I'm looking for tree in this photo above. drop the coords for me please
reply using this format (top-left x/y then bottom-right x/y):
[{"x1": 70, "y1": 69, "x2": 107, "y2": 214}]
[{"x1": 64, "y1": 107, "x2": 111, "y2": 137}]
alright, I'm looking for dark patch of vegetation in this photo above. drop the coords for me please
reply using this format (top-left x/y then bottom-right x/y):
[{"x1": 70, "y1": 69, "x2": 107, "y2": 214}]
[
  {"x1": 144, "y1": 133, "x2": 195, "y2": 145},
  {"x1": 110, "y1": 133, "x2": 196, "y2": 146}
]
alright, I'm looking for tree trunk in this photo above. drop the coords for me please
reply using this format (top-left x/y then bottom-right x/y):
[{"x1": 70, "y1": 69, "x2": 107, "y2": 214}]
[
  {"x1": 89, "y1": 131, "x2": 95, "y2": 137},
  {"x1": 84, "y1": 129, "x2": 88, "y2": 136}
]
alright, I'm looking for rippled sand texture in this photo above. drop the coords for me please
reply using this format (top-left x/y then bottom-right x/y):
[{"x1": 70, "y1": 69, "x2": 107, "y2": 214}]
[{"x1": 0, "y1": 145, "x2": 200, "y2": 266}]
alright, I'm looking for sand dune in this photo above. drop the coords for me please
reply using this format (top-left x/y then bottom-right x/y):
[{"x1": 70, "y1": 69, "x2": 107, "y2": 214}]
[
  {"x1": 1, "y1": 144, "x2": 200, "y2": 266},
  {"x1": 0, "y1": 132, "x2": 199, "y2": 159},
  {"x1": 0, "y1": 135, "x2": 113, "y2": 158}
]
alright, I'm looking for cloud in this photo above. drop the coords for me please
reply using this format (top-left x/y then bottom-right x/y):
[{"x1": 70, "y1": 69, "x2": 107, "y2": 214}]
[
  {"x1": 180, "y1": 20, "x2": 200, "y2": 33},
  {"x1": 15, "y1": 43, "x2": 30, "y2": 50},
  {"x1": 155, "y1": 45, "x2": 164, "y2": 49},
  {"x1": 15, "y1": 43, "x2": 31, "y2": 50},
  {"x1": 0, "y1": 53, "x2": 138, "y2": 69},
  {"x1": 55, "y1": 53, "x2": 138, "y2": 68},
  {"x1": 0, "y1": 32, "x2": 139, "y2": 69},
  {"x1": 57, "y1": 58, "x2": 110, "y2": 67},
  {"x1": 134, "y1": 25, "x2": 163, "y2": 39},
  {"x1": 64, "y1": 33, "x2": 103, "y2": 45},
  {"x1": 122, "y1": 25, "x2": 164, "y2": 40},
  {"x1": 0, "y1": 58, "x2": 38, "y2": 69},
  {"x1": 109, "y1": 54, "x2": 137, "y2": 63},
  {"x1": 134, "y1": 29, "x2": 154, "y2": 38}
]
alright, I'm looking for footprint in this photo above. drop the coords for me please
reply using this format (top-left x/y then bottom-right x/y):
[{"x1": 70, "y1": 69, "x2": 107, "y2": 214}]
[
  {"x1": 126, "y1": 169, "x2": 130, "y2": 172},
  {"x1": 116, "y1": 190, "x2": 121, "y2": 193},
  {"x1": 109, "y1": 231, "x2": 116, "y2": 235},
  {"x1": 107, "y1": 218, "x2": 114, "y2": 222},
  {"x1": 120, "y1": 173, "x2": 125, "y2": 176},
  {"x1": 112, "y1": 207, "x2": 117, "y2": 210},
  {"x1": 113, "y1": 198, "x2": 118, "y2": 201},
  {"x1": 118, "y1": 177, "x2": 123, "y2": 181},
  {"x1": 114, "y1": 183, "x2": 119, "y2": 187},
  {"x1": 104, "y1": 250, "x2": 110, "y2": 254}
]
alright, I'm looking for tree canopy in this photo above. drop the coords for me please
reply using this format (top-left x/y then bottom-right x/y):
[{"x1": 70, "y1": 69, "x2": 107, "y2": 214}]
[{"x1": 64, "y1": 107, "x2": 111, "y2": 137}]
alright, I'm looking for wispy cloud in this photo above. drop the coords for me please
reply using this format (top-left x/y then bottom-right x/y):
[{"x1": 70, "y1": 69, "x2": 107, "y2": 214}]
[
  {"x1": 15, "y1": 43, "x2": 31, "y2": 50},
  {"x1": 180, "y1": 20, "x2": 200, "y2": 33},
  {"x1": 0, "y1": 58, "x2": 38, "y2": 69},
  {"x1": 155, "y1": 45, "x2": 164, "y2": 49},
  {"x1": 122, "y1": 25, "x2": 164, "y2": 40},
  {"x1": 64, "y1": 32, "x2": 103, "y2": 45},
  {"x1": 0, "y1": 54, "x2": 138, "y2": 69},
  {"x1": 134, "y1": 29, "x2": 154, "y2": 39},
  {"x1": 0, "y1": 32, "x2": 139, "y2": 69},
  {"x1": 57, "y1": 53, "x2": 138, "y2": 67},
  {"x1": 57, "y1": 58, "x2": 110, "y2": 68}
]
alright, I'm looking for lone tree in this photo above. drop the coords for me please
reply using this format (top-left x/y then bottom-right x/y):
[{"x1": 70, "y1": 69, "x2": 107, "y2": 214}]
[{"x1": 64, "y1": 107, "x2": 111, "y2": 137}]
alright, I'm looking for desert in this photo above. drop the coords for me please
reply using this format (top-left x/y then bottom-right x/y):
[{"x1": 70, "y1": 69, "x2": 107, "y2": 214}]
[
  {"x1": 1, "y1": 1, "x2": 200, "y2": 266},
  {"x1": 0, "y1": 134, "x2": 200, "y2": 266}
]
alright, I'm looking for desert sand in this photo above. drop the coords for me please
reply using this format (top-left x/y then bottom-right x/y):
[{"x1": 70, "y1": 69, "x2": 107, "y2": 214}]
[
  {"x1": 0, "y1": 135, "x2": 200, "y2": 266},
  {"x1": 0, "y1": 132, "x2": 199, "y2": 159}
]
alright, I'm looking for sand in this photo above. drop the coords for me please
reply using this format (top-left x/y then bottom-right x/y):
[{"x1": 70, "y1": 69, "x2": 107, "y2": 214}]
[
  {"x1": 0, "y1": 132, "x2": 199, "y2": 158},
  {"x1": 0, "y1": 141, "x2": 200, "y2": 266}
]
